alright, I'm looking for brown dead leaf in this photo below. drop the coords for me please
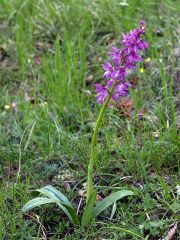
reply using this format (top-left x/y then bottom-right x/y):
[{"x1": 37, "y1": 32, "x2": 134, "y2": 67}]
[
  {"x1": 106, "y1": 37, "x2": 116, "y2": 45},
  {"x1": 116, "y1": 98, "x2": 133, "y2": 117},
  {"x1": 82, "y1": 182, "x2": 88, "y2": 190},
  {"x1": 33, "y1": 56, "x2": 41, "y2": 65},
  {"x1": 153, "y1": 28, "x2": 164, "y2": 37},
  {"x1": 86, "y1": 74, "x2": 94, "y2": 85},
  {"x1": 35, "y1": 42, "x2": 44, "y2": 50},
  {"x1": 136, "y1": 109, "x2": 147, "y2": 120},
  {"x1": 78, "y1": 189, "x2": 86, "y2": 197},
  {"x1": 24, "y1": 93, "x2": 31, "y2": 102},
  {"x1": 153, "y1": 131, "x2": 160, "y2": 139},
  {"x1": 129, "y1": 75, "x2": 139, "y2": 87},
  {"x1": 96, "y1": 194, "x2": 103, "y2": 201},
  {"x1": 62, "y1": 182, "x2": 71, "y2": 192}
]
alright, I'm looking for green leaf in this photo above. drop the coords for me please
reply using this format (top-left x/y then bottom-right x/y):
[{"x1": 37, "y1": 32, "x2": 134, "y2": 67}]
[
  {"x1": 93, "y1": 190, "x2": 134, "y2": 218},
  {"x1": 22, "y1": 197, "x2": 56, "y2": 212},
  {"x1": 59, "y1": 202, "x2": 80, "y2": 225},
  {"x1": 81, "y1": 191, "x2": 97, "y2": 226},
  {"x1": 37, "y1": 185, "x2": 80, "y2": 224},
  {"x1": 110, "y1": 201, "x2": 117, "y2": 220},
  {"x1": 169, "y1": 202, "x2": 180, "y2": 213},
  {"x1": 22, "y1": 186, "x2": 80, "y2": 225},
  {"x1": 37, "y1": 185, "x2": 72, "y2": 207}
]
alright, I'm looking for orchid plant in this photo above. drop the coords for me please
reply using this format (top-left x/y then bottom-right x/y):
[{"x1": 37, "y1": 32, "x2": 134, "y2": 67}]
[{"x1": 23, "y1": 22, "x2": 148, "y2": 226}]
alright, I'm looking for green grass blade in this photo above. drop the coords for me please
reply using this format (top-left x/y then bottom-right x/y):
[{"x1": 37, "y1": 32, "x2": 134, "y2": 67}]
[
  {"x1": 93, "y1": 190, "x2": 134, "y2": 218},
  {"x1": 100, "y1": 226, "x2": 146, "y2": 240},
  {"x1": 81, "y1": 191, "x2": 97, "y2": 226}
]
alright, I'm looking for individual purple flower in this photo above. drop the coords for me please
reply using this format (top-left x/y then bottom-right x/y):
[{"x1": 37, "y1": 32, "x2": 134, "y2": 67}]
[
  {"x1": 102, "y1": 62, "x2": 113, "y2": 78},
  {"x1": 107, "y1": 79, "x2": 114, "y2": 87},
  {"x1": 139, "y1": 20, "x2": 144, "y2": 26},
  {"x1": 94, "y1": 84, "x2": 108, "y2": 104},
  {"x1": 111, "y1": 82, "x2": 130, "y2": 101},
  {"x1": 112, "y1": 66, "x2": 126, "y2": 80},
  {"x1": 108, "y1": 47, "x2": 122, "y2": 65},
  {"x1": 115, "y1": 82, "x2": 130, "y2": 96},
  {"x1": 95, "y1": 21, "x2": 148, "y2": 105},
  {"x1": 126, "y1": 50, "x2": 142, "y2": 64},
  {"x1": 137, "y1": 39, "x2": 148, "y2": 50}
]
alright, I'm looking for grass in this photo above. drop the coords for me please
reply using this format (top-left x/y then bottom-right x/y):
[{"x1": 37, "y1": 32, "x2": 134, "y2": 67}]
[{"x1": 0, "y1": 0, "x2": 180, "y2": 239}]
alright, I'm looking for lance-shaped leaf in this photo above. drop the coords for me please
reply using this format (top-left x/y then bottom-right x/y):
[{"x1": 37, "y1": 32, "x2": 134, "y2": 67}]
[
  {"x1": 36, "y1": 185, "x2": 80, "y2": 224},
  {"x1": 81, "y1": 191, "x2": 97, "y2": 226},
  {"x1": 22, "y1": 197, "x2": 56, "y2": 212},
  {"x1": 37, "y1": 185, "x2": 72, "y2": 207},
  {"x1": 110, "y1": 201, "x2": 117, "y2": 220},
  {"x1": 22, "y1": 186, "x2": 80, "y2": 225},
  {"x1": 93, "y1": 190, "x2": 134, "y2": 218},
  {"x1": 57, "y1": 202, "x2": 80, "y2": 225}
]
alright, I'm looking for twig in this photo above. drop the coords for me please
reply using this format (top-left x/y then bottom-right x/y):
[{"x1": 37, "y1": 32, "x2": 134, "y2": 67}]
[{"x1": 161, "y1": 222, "x2": 178, "y2": 240}]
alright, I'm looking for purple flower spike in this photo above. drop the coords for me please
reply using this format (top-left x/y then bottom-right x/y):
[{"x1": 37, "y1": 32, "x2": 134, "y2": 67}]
[{"x1": 95, "y1": 21, "x2": 148, "y2": 104}]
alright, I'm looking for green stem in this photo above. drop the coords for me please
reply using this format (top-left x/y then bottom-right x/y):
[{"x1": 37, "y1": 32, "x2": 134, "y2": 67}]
[{"x1": 86, "y1": 81, "x2": 116, "y2": 202}]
